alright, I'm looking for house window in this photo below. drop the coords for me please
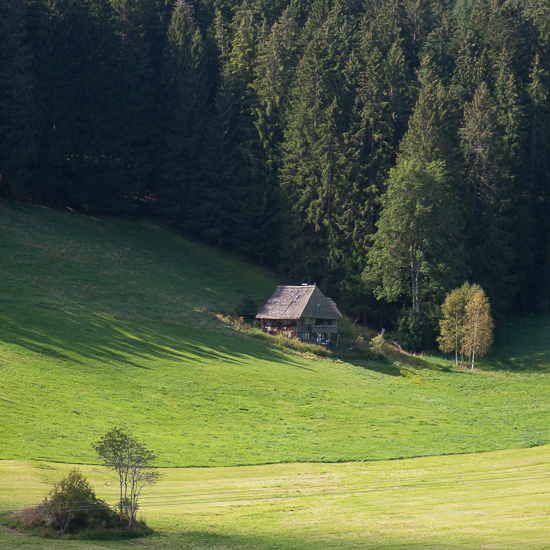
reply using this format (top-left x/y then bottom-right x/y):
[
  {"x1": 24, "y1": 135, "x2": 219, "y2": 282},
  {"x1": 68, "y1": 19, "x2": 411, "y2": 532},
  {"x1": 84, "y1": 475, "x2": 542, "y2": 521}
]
[{"x1": 325, "y1": 333, "x2": 330, "y2": 343}]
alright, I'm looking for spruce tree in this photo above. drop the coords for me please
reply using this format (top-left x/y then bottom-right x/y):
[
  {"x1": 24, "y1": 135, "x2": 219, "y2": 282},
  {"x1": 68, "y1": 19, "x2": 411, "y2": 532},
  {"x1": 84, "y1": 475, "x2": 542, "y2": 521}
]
[
  {"x1": 527, "y1": 0, "x2": 550, "y2": 311},
  {"x1": 201, "y1": 65, "x2": 239, "y2": 246},
  {"x1": 252, "y1": 6, "x2": 299, "y2": 174},
  {"x1": 28, "y1": 0, "x2": 98, "y2": 207}
]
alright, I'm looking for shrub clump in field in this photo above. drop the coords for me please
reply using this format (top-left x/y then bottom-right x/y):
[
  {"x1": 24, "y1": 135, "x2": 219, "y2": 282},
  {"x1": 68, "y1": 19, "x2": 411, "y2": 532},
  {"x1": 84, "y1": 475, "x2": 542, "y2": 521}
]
[
  {"x1": 8, "y1": 468, "x2": 153, "y2": 540},
  {"x1": 43, "y1": 468, "x2": 109, "y2": 533},
  {"x1": 397, "y1": 309, "x2": 436, "y2": 352}
]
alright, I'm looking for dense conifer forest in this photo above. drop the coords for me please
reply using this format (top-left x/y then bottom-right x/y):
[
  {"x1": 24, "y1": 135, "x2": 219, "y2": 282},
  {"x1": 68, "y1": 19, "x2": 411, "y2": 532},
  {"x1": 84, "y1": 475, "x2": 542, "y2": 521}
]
[{"x1": 1, "y1": 0, "x2": 549, "y2": 336}]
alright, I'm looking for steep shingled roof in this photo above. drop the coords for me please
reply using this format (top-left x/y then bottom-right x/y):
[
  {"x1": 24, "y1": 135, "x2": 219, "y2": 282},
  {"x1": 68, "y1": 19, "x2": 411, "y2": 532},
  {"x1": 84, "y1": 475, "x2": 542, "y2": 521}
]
[{"x1": 256, "y1": 285, "x2": 342, "y2": 320}]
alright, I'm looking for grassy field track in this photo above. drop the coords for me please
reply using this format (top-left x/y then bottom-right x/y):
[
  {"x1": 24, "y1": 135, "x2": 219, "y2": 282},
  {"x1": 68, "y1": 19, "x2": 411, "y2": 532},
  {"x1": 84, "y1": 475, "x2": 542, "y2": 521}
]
[{"x1": 1, "y1": 445, "x2": 550, "y2": 549}]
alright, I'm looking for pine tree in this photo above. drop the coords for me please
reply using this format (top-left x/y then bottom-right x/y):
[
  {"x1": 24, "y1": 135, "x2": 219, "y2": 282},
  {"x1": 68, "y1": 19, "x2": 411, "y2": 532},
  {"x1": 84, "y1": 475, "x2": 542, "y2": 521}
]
[
  {"x1": 345, "y1": 32, "x2": 409, "y2": 242},
  {"x1": 453, "y1": 0, "x2": 477, "y2": 30},
  {"x1": 527, "y1": 0, "x2": 550, "y2": 311},
  {"x1": 400, "y1": 57, "x2": 461, "y2": 172},
  {"x1": 420, "y1": 4, "x2": 458, "y2": 85},
  {"x1": 218, "y1": 0, "x2": 280, "y2": 260},
  {"x1": 452, "y1": 29, "x2": 489, "y2": 106},
  {"x1": 468, "y1": 0, "x2": 534, "y2": 82},
  {"x1": 526, "y1": 60, "x2": 550, "y2": 312},
  {"x1": 340, "y1": 24, "x2": 410, "y2": 319},
  {"x1": 362, "y1": 0, "x2": 408, "y2": 47},
  {"x1": 368, "y1": 54, "x2": 467, "y2": 319},
  {"x1": 403, "y1": 0, "x2": 434, "y2": 62},
  {"x1": 201, "y1": 65, "x2": 239, "y2": 246}
]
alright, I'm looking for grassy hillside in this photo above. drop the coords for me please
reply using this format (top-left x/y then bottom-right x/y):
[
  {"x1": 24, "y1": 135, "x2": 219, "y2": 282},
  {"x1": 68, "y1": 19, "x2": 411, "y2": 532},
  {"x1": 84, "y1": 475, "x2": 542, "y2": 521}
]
[
  {"x1": 2, "y1": 446, "x2": 550, "y2": 549},
  {"x1": 1, "y1": 201, "x2": 550, "y2": 468}
]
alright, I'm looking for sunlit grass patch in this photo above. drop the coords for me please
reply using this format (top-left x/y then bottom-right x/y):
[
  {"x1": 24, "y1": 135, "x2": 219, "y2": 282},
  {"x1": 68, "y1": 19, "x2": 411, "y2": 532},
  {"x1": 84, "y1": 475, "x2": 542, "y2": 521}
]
[
  {"x1": 1, "y1": 201, "x2": 550, "y2": 469},
  {"x1": 2, "y1": 446, "x2": 550, "y2": 549}
]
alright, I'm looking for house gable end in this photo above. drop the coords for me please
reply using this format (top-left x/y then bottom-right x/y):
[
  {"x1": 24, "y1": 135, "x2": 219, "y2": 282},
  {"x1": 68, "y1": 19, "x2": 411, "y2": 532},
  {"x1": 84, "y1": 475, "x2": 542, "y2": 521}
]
[{"x1": 300, "y1": 286, "x2": 342, "y2": 320}]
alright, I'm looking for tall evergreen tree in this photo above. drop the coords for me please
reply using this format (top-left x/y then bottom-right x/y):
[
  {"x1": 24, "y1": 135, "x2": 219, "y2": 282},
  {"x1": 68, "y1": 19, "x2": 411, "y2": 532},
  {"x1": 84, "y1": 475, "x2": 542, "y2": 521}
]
[
  {"x1": 252, "y1": 6, "x2": 298, "y2": 174},
  {"x1": 365, "y1": 55, "x2": 466, "y2": 321},
  {"x1": 459, "y1": 82, "x2": 517, "y2": 314},
  {"x1": 527, "y1": 0, "x2": 550, "y2": 311},
  {"x1": 400, "y1": 58, "x2": 460, "y2": 172},
  {"x1": 0, "y1": 0, "x2": 37, "y2": 200},
  {"x1": 102, "y1": 0, "x2": 156, "y2": 210},
  {"x1": 158, "y1": 1, "x2": 210, "y2": 227},
  {"x1": 340, "y1": 26, "x2": 410, "y2": 318},
  {"x1": 279, "y1": 0, "x2": 353, "y2": 289},
  {"x1": 28, "y1": 0, "x2": 98, "y2": 207},
  {"x1": 201, "y1": 65, "x2": 239, "y2": 246}
]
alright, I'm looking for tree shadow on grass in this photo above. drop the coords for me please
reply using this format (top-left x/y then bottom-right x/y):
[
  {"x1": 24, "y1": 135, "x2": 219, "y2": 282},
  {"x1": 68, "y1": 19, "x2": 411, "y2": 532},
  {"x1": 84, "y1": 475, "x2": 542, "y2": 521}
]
[
  {"x1": 476, "y1": 355, "x2": 550, "y2": 373},
  {"x1": 475, "y1": 314, "x2": 550, "y2": 373},
  {"x1": 342, "y1": 350, "x2": 456, "y2": 378},
  {"x1": 347, "y1": 359, "x2": 406, "y2": 377},
  {"x1": 0, "y1": 305, "x2": 311, "y2": 373}
]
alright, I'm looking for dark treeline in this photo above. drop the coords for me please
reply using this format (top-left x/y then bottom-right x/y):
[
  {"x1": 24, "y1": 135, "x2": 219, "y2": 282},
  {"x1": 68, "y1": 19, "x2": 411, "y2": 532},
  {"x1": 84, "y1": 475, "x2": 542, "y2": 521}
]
[{"x1": 1, "y1": 0, "x2": 549, "y2": 335}]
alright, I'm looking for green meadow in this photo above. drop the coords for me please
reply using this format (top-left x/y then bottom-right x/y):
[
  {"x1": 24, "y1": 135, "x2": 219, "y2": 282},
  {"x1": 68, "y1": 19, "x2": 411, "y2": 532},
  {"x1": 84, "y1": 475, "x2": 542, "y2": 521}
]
[{"x1": 1, "y1": 201, "x2": 550, "y2": 548}]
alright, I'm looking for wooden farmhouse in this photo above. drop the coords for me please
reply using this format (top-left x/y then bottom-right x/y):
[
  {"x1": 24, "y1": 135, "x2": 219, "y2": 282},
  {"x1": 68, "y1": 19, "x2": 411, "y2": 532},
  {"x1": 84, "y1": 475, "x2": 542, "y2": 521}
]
[{"x1": 256, "y1": 284, "x2": 342, "y2": 345}]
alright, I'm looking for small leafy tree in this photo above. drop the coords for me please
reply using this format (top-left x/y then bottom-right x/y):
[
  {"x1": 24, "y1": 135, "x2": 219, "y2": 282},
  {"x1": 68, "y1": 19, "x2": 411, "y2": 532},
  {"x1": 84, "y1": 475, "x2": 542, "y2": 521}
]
[
  {"x1": 438, "y1": 283, "x2": 493, "y2": 369},
  {"x1": 93, "y1": 428, "x2": 161, "y2": 527},
  {"x1": 463, "y1": 287, "x2": 494, "y2": 369},
  {"x1": 43, "y1": 468, "x2": 108, "y2": 533},
  {"x1": 438, "y1": 282, "x2": 477, "y2": 366}
]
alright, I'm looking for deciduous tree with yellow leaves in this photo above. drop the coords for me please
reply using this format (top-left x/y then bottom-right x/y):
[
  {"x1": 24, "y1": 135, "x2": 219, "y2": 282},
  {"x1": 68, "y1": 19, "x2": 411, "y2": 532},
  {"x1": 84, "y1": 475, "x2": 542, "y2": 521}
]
[{"x1": 439, "y1": 283, "x2": 494, "y2": 369}]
